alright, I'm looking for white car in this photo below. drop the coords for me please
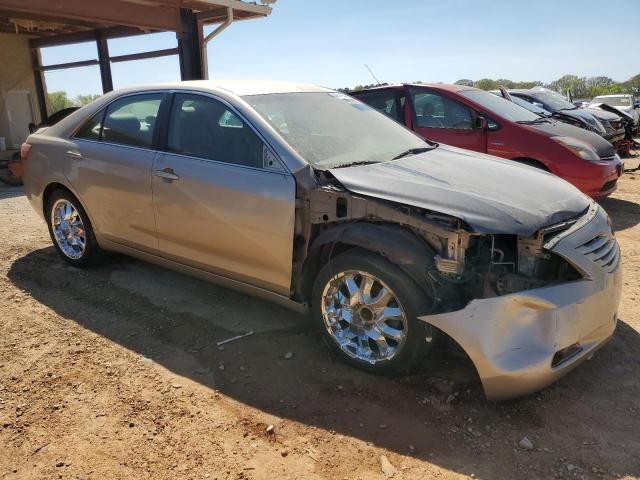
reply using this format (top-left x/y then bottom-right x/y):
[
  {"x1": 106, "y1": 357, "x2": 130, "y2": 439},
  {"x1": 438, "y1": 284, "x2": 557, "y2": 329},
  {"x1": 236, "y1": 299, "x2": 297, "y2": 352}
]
[{"x1": 589, "y1": 94, "x2": 640, "y2": 128}]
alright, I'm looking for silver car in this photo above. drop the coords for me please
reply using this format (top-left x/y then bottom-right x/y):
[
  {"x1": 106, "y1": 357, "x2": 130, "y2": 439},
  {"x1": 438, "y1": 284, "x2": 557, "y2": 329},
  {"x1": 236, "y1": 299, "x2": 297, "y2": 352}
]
[{"x1": 21, "y1": 81, "x2": 622, "y2": 400}]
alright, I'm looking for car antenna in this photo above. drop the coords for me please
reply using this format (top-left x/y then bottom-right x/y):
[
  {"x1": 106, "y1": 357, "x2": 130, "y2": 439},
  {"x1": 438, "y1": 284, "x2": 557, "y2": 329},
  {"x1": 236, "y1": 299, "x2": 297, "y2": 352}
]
[{"x1": 365, "y1": 64, "x2": 382, "y2": 85}]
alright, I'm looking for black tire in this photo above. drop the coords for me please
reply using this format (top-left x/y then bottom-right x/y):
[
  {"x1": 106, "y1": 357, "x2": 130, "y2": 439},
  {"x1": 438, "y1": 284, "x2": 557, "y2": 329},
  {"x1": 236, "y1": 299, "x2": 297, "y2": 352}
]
[
  {"x1": 312, "y1": 249, "x2": 436, "y2": 375},
  {"x1": 46, "y1": 189, "x2": 100, "y2": 267}
]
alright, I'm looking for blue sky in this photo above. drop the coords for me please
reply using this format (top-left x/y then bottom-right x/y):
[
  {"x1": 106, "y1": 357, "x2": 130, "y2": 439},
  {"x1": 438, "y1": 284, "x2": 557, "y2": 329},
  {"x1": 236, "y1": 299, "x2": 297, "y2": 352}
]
[{"x1": 41, "y1": 0, "x2": 640, "y2": 98}]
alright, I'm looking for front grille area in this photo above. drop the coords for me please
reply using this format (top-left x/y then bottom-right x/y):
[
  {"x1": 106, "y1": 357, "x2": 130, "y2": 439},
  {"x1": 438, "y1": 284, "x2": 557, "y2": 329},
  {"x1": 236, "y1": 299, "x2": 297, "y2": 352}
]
[{"x1": 576, "y1": 234, "x2": 620, "y2": 273}]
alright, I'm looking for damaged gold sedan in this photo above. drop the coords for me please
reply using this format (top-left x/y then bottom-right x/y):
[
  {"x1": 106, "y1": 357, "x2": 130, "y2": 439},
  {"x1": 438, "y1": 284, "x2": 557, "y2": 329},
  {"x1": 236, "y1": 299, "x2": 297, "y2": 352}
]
[{"x1": 21, "y1": 81, "x2": 622, "y2": 400}]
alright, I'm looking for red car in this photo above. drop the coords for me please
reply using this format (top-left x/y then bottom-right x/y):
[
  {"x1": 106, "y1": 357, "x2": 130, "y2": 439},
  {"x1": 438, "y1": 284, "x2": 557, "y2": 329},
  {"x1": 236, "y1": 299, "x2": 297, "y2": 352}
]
[{"x1": 352, "y1": 84, "x2": 623, "y2": 198}]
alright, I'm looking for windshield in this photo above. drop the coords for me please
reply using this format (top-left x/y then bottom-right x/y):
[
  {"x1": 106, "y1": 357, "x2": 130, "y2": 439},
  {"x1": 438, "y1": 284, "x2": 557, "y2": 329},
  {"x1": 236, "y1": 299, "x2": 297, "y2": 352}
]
[
  {"x1": 511, "y1": 95, "x2": 549, "y2": 114},
  {"x1": 529, "y1": 92, "x2": 575, "y2": 111},
  {"x1": 591, "y1": 96, "x2": 631, "y2": 107},
  {"x1": 244, "y1": 92, "x2": 428, "y2": 169},
  {"x1": 461, "y1": 89, "x2": 541, "y2": 122}
]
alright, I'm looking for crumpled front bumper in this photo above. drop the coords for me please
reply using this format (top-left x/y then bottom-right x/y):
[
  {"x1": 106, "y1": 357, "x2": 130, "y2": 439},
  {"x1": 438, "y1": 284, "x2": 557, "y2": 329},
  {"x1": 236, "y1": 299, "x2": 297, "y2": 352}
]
[{"x1": 420, "y1": 203, "x2": 623, "y2": 401}]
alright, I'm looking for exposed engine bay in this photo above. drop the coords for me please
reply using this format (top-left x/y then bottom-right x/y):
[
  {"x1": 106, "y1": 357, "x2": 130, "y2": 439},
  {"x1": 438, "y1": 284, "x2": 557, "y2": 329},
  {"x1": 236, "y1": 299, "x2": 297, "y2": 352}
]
[{"x1": 294, "y1": 170, "x2": 583, "y2": 315}]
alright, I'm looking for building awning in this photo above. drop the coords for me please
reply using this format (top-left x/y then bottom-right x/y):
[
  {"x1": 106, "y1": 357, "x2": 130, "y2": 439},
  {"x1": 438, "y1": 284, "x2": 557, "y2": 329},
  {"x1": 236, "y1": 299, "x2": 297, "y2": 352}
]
[{"x1": 0, "y1": 0, "x2": 272, "y2": 39}]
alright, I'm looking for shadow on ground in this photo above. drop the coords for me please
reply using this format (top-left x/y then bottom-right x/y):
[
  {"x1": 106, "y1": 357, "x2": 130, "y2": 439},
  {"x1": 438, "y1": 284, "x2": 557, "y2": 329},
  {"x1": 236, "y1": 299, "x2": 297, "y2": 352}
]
[
  {"x1": 599, "y1": 194, "x2": 640, "y2": 231},
  {"x1": 7, "y1": 247, "x2": 640, "y2": 479},
  {"x1": 0, "y1": 186, "x2": 25, "y2": 200}
]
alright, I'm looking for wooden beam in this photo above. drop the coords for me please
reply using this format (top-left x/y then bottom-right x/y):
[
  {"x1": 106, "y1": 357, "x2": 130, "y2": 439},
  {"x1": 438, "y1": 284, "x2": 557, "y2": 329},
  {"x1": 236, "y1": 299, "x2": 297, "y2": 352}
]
[
  {"x1": 0, "y1": 0, "x2": 181, "y2": 32},
  {"x1": 96, "y1": 31, "x2": 113, "y2": 93},
  {"x1": 30, "y1": 48, "x2": 49, "y2": 121},
  {"x1": 29, "y1": 26, "x2": 148, "y2": 48},
  {"x1": 0, "y1": 8, "x2": 97, "y2": 28},
  {"x1": 40, "y1": 59, "x2": 99, "y2": 72},
  {"x1": 193, "y1": 0, "x2": 271, "y2": 16},
  {"x1": 110, "y1": 47, "x2": 179, "y2": 63}
]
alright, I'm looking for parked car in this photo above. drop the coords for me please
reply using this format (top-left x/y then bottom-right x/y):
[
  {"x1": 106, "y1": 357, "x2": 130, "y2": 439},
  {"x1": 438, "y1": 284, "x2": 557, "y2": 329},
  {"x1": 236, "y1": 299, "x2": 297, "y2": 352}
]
[
  {"x1": 20, "y1": 81, "x2": 622, "y2": 400},
  {"x1": 491, "y1": 89, "x2": 606, "y2": 131},
  {"x1": 353, "y1": 83, "x2": 622, "y2": 198},
  {"x1": 589, "y1": 94, "x2": 639, "y2": 126},
  {"x1": 509, "y1": 88, "x2": 625, "y2": 143}
]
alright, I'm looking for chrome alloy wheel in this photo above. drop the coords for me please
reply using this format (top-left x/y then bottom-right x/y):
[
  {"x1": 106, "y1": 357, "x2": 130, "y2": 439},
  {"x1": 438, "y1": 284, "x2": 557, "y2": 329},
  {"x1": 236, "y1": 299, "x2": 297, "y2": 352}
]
[
  {"x1": 321, "y1": 270, "x2": 408, "y2": 364},
  {"x1": 51, "y1": 199, "x2": 86, "y2": 260}
]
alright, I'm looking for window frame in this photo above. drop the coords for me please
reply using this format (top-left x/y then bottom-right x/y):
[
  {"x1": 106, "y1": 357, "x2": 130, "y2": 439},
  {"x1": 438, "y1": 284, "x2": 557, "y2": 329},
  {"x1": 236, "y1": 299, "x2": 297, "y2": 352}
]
[
  {"x1": 71, "y1": 90, "x2": 169, "y2": 153},
  {"x1": 406, "y1": 86, "x2": 478, "y2": 131},
  {"x1": 158, "y1": 90, "x2": 288, "y2": 173}
]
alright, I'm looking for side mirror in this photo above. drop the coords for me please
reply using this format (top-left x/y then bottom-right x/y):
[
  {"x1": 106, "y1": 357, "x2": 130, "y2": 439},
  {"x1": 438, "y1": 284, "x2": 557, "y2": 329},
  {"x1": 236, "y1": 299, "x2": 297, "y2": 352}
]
[{"x1": 476, "y1": 116, "x2": 488, "y2": 130}]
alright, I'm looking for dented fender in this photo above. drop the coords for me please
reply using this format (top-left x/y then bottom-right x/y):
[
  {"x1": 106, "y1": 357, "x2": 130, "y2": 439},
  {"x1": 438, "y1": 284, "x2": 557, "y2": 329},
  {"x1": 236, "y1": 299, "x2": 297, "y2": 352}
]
[{"x1": 419, "y1": 268, "x2": 622, "y2": 400}]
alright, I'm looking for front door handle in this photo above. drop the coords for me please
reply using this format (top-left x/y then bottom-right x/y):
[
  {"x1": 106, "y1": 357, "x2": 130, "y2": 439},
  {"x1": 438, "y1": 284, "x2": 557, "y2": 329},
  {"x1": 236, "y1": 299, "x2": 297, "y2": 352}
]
[
  {"x1": 66, "y1": 150, "x2": 82, "y2": 160},
  {"x1": 154, "y1": 167, "x2": 179, "y2": 181}
]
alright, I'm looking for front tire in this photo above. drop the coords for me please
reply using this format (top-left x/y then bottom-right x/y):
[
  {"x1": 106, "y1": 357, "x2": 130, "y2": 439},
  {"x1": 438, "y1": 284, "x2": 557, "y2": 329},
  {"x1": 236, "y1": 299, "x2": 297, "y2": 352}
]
[
  {"x1": 46, "y1": 190, "x2": 100, "y2": 267},
  {"x1": 312, "y1": 249, "x2": 435, "y2": 375}
]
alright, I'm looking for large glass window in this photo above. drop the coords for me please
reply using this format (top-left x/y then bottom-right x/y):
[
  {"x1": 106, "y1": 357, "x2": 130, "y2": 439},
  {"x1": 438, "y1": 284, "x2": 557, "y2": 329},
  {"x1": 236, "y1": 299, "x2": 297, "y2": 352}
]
[
  {"x1": 355, "y1": 89, "x2": 402, "y2": 122},
  {"x1": 525, "y1": 92, "x2": 576, "y2": 111},
  {"x1": 410, "y1": 89, "x2": 473, "y2": 130},
  {"x1": 167, "y1": 93, "x2": 263, "y2": 169},
  {"x1": 101, "y1": 94, "x2": 163, "y2": 148},
  {"x1": 461, "y1": 89, "x2": 541, "y2": 122},
  {"x1": 245, "y1": 92, "x2": 428, "y2": 169}
]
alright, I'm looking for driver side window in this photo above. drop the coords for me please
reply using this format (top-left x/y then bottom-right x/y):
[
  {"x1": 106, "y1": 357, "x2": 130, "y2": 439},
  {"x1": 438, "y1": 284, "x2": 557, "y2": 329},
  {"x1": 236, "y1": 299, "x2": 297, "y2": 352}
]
[{"x1": 410, "y1": 89, "x2": 473, "y2": 130}]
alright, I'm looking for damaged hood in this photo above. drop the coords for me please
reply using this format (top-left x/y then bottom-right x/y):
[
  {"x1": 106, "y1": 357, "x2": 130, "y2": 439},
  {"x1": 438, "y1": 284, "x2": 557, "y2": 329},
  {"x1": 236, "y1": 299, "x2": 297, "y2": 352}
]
[{"x1": 329, "y1": 145, "x2": 590, "y2": 236}]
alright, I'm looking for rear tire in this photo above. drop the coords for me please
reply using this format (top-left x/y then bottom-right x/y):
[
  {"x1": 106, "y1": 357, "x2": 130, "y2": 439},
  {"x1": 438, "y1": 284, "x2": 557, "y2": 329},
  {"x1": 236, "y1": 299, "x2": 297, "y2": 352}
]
[
  {"x1": 46, "y1": 190, "x2": 100, "y2": 267},
  {"x1": 312, "y1": 249, "x2": 436, "y2": 375}
]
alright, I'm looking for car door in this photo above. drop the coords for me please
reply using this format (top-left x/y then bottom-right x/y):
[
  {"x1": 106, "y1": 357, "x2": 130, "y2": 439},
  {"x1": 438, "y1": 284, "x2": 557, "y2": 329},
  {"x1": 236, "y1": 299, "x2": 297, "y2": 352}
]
[
  {"x1": 66, "y1": 92, "x2": 165, "y2": 251},
  {"x1": 152, "y1": 92, "x2": 296, "y2": 295},
  {"x1": 407, "y1": 87, "x2": 486, "y2": 152}
]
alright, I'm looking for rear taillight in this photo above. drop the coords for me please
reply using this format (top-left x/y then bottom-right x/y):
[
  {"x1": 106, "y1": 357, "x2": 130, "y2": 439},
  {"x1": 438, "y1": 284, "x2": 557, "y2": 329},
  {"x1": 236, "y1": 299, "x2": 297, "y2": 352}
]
[{"x1": 20, "y1": 143, "x2": 32, "y2": 161}]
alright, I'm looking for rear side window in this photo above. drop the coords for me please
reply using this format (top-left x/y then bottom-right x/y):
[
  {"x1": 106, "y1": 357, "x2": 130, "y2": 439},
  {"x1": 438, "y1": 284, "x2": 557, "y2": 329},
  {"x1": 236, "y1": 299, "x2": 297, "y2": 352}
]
[
  {"x1": 102, "y1": 94, "x2": 162, "y2": 148},
  {"x1": 74, "y1": 94, "x2": 163, "y2": 148},
  {"x1": 75, "y1": 111, "x2": 104, "y2": 141},
  {"x1": 356, "y1": 90, "x2": 402, "y2": 122},
  {"x1": 167, "y1": 93, "x2": 263, "y2": 169},
  {"x1": 410, "y1": 89, "x2": 473, "y2": 130}
]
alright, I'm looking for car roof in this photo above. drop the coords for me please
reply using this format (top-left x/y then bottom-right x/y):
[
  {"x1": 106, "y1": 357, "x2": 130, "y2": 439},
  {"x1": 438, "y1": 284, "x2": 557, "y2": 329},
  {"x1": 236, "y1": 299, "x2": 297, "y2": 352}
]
[
  {"x1": 102, "y1": 80, "x2": 334, "y2": 97},
  {"x1": 354, "y1": 83, "x2": 475, "y2": 93}
]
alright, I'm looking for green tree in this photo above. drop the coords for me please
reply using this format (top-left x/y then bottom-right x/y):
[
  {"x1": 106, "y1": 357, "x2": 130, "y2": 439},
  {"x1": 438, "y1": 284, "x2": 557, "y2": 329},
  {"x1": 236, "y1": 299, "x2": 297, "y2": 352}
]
[
  {"x1": 495, "y1": 78, "x2": 514, "y2": 89},
  {"x1": 48, "y1": 91, "x2": 74, "y2": 113},
  {"x1": 547, "y1": 74, "x2": 587, "y2": 98},
  {"x1": 474, "y1": 78, "x2": 499, "y2": 90},
  {"x1": 75, "y1": 94, "x2": 101, "y2": 106},
  {"x1": 512, "y1": 80, "x2": 543, "y2": 89}
]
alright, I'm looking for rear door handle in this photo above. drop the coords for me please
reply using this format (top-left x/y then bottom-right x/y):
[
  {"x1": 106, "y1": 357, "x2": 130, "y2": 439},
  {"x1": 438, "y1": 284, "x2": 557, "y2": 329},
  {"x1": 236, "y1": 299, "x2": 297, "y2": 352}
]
[
  {"x1": 154, "y1": 168, "x2": 179, "y2": 181},
  {"x1": 66, "y1": 150, "x2": 82, "y2": 160}
]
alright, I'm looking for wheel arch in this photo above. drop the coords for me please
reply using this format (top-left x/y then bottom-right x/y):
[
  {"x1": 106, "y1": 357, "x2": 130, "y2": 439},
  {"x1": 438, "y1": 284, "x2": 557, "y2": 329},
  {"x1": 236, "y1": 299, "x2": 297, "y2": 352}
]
[
  {"x1": 42, "y1": 182, "x2": 98, "y2": 234},
  {"x1": 511, "y1": 157, "x2": 551, "y2": 172},
  {"x1": 301, "y1": 222, "x2": 435, "y2": 304}
]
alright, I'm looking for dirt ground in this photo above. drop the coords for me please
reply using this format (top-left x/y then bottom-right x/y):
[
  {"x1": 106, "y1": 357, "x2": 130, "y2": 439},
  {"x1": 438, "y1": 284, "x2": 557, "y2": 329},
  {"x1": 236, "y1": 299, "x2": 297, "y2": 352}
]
[{"x1": 1, "y1": 158, "x2": 639, "y2": 480}]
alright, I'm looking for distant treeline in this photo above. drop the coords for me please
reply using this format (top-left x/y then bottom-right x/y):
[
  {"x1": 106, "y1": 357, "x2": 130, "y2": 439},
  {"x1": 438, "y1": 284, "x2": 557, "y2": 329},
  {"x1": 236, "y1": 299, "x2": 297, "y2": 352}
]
[{"x1": 340, "y1": 73, "x2": 640, "y2": 99}]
